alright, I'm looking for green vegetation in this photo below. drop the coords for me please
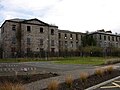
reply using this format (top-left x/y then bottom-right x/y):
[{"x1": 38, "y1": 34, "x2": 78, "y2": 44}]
[
  {"x1": 0, "y1": 57, "x2": 119, "y2": 65},
  {"x1": 54, "y1": 57, "x2": 105, "y2": 65}
]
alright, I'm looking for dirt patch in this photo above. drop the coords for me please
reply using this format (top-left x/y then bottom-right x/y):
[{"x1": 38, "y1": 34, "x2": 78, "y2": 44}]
[
  {"x1": 0, "y1": 72, "x2": 58, "y2": 84},
  {"x1": 57, "y1": 70, "x2": 120, "y2": 90}
]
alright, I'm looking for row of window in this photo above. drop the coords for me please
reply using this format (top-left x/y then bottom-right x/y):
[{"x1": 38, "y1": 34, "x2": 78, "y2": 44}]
[
  {"x1": 99, "y1": 35, "x2": 120, "y2": 41},
  {"x1": 27, "y1": 26, "x2": 55, "y2": 35},
  {"x1": 8, "y1": 25, "x2": 55, "y2": 35},
  {"x1": 99, "y1": 42, "x2": 119, "y2": 47},
  {"x1": 58, "y1": 33, "x2": 81, "y2": 40},
  {"x1": 59, "y1": 41, "x2": 79, "y2": 47}
]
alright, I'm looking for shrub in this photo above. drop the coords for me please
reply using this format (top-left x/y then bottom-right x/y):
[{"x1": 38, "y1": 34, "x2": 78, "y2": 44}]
[
  {"x1": 94, "y1": 69, "x2": 104, "y2": 76},
  {"x1": 80, "y1": 72, "x2": 89, "y2": 82},
  {"x1": 0, "y1": 83, "x2": 26, "y2": 90},
  {"x1": 106, "y1": 66, "x2": 114, "y2": 73},
  {"x1": 65, "y1": 75, "x2": 73, "y2": 88},
  {"x1": 48, "y1": 80, "x2": 59, "y2": 90}
]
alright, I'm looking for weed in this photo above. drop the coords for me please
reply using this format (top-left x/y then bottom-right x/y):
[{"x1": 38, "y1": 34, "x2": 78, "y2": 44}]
[
  {"x1": 106, "y1": 65, "x2": 114, "y2": 73},
  {"x1": 48, "y1": 80, "x2": 59, "y2": 90},
  {"x1": 94, "y1": 69, "x2": 104, "y2": 76},
  {"x1": 0, "y1": 83, "x2": 26, "y2": 90},
  {"x1": 65, "y1": 75, "x2": 73, "y2": 88},
  {"x1": 80, "y1": 72, "x2": 89, "y2": 82}
]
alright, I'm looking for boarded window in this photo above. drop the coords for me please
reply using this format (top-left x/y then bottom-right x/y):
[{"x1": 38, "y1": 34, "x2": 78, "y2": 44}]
[
  {"x1": 40, "y1": 39, "x2": 43, "y2": 45},
  {"x1": 51, "y1": 40, "x2": 54, "y2": 46},
  {"x1": 12, "y1": 37, "x2": 16, "y2": 44},
  {"x1": 27, "y1": 38, "x2": 30, "y2": 45}
]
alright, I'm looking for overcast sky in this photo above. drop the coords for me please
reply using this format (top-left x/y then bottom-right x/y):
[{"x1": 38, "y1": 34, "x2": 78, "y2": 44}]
[{"x1": 0, "y1": 0, "x2": 120, "y2": 33}]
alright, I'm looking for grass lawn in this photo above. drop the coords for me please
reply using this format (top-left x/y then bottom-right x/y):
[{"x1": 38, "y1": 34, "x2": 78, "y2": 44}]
[
  {"x1": 53, "y1": 57, "x2": 106, "y2": 65},
  {"x1": 0, "y1": 57, "x2": 119, "y2": 65}
]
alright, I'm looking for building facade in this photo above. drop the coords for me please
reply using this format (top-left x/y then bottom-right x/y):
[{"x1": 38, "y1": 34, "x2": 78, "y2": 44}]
[
  {"x1": 1, "y1": 18, "x2": 120, "y2": 58},
  {"x1": 1, "y1": 18, "x2": 59, "y2": 58},
  {"x1": 89, "y1": 30, "x2": 120, "y2": 48}
]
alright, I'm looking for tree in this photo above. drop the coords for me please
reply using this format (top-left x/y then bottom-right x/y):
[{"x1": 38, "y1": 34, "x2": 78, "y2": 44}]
[
  {"x1": 81, "y1": 35, "x2": 97, "y2": 47},
  {"x1": 81, "y1": 46, "x2": 103, "y2": 57}
]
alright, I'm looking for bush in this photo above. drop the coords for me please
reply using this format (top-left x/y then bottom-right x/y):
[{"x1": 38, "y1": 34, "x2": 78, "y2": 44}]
[
  {"x1": 65, "y1": 75, "x2": 73, "y2": 88},
  {"x1": 105, "y1": 66, "x2": 114, "y2": 73},
  {"x1": 48, "y1": 80, "x2": 59, "y2": 90},
  {"x1": 80, "y1": 72, "x2": 89, "y2": 82},
  {"x1": 94, "y1": 69, "x2": 104, "y2": 76}
]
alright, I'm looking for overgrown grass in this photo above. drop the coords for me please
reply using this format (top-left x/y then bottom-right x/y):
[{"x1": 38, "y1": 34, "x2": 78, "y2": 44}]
[
  {"x1": 80, "y1": 72, "x2": 89, "y2": 82},
  {"x1": 94, "y1": 68, "x2": 104, "y2": 76},
  {"x1": 0, "y1": 83, "x2": 26, "y2": 90},
  {"x1": 48, "y1": 80, "x2": 59, "y2": 90},
  {"x1": 65, "y1": 75, "x2": 73, "y2": 88},
  {"x1": 54, "y1": 57, "x2": 105, "y2": 65}
]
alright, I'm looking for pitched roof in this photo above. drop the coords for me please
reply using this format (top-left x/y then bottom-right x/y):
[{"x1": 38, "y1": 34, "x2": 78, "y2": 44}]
[
  {"x1": 1, "y1": 18, "x2": 58, "y2": 28},
  {"x1": 8, "y1": 18, "x2": 26, "y2": 22}
]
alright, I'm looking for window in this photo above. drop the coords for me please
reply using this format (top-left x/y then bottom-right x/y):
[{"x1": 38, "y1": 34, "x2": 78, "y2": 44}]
[
  {"x1": 12, "y1": 25, "x2": 16, "y2": 31},
  {"x1": 51, "y1": 29, "x2": 54, "y2": 35},
  {"x1": 112, "y1": 36, "x2": 114, "y2": 41},
  {"x1": 91, "y1": 36, "x2": 93, "y2": 38},
  {"x1": 65, "y1": 41, "x2": 67, "y2": 48},
  {"x1": 76, "y1": 34, "x2": 78, "y2": 40},
  {"x1": 27, "y1": 26, "x2": 31, "y2": 32},
  {"x1": 71, "y1": 41, "x2": 73, "y2": 47},
  {"x1": 51, "y1": 48, "x2": 55, "y2": 52},
  {"x1": 108, "y1": 36, "x2": 110, "y2": 41},
  {"x1": 12, "y1": 37, "x2": 16, "y2": 44},
  {"x1": 65, "y1": 34, "x2": 67, "y2": 39},
  {"x1": 70, "y1": 34, "x2": 73, "y2": 39},
  {"x1": 59, "y1": 41, "x2": 61, "y2": 46},
  {"x1": 99, "y1": 35, "x2": 101, "y2": 40},
  {"x1": 104, "y1": 35, "x2": 106, "y2": 40},
  {"x1": 40, "y1": 27, "x2": 43, "y2": 33},
  {"x1": 27, "y1": 38, "x2": 30, "y2": 45},
  {"x1": 116, "y1": 37, "x2": 118, "y2": 41},
  {"x1": 81, "y1": 35, "x2": 83, "y2": 39},
  {"x1": 51, "y1": 40, "x2": 54, "y2": 46},
  {"x1": 40, "y1": 39, "x2": 43, "y2": 45},
  {"x1": 65, "y1": 41, "x2": 67, "y2": 46},
  {"x1": 76, "y1": 42, "x2": 78, "y2": 47},
  {"x1": 40, "y1": 48, "x2": 44, "y2": 51},
  {"x1": 27, "y1": 48, "x2": 30, "y2": 53},
  {"x1": 58, "y1": 33, "x2": 61, "y2": 39},
  {"x1": 11, "y1": 47, "x2": 16, "y2": 52},
  {"x1": 116, "y1": 43, "x2": 118, "y2": 47}
]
